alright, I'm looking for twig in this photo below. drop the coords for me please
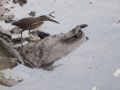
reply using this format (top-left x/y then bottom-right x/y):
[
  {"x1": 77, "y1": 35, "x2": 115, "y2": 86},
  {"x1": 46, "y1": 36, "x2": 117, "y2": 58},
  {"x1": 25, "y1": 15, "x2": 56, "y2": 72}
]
[{"x1": 48, "y1": 11, "x2": 55, "y2": 18}]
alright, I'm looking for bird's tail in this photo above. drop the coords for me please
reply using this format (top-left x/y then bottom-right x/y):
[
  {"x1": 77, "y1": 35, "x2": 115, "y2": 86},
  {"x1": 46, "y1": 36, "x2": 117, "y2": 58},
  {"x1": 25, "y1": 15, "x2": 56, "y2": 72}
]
[{"x1": 12, "y1": 21, "x2": 17, "y2": 25}]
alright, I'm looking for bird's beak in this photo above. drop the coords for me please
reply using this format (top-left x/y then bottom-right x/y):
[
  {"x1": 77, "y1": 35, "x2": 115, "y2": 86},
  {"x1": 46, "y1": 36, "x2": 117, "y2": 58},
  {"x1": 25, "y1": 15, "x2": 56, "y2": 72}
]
[{"x1": 47, "y1": 17, "x2": 60, "y2": 24}]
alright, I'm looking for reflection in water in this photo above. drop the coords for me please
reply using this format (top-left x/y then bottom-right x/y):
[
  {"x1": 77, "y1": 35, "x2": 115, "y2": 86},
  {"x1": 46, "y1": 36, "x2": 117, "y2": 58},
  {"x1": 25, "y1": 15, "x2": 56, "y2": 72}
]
[{"x1": 13, "y1": 0, "x2": 27, "y2": 6}]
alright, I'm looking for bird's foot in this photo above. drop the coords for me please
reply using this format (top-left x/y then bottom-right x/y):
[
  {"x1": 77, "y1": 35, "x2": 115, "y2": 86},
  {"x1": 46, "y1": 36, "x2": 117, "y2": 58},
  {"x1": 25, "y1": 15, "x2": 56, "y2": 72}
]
[{"x1": 30, "y1": 34, "x2": 41, "y2": 42}]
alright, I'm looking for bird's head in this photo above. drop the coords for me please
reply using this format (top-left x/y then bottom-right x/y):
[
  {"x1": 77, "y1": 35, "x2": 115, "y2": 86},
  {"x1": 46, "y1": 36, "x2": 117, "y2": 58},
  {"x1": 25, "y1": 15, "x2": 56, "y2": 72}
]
[{"x1": 38, "y1": 15, "x2": 60, "y2": 24}]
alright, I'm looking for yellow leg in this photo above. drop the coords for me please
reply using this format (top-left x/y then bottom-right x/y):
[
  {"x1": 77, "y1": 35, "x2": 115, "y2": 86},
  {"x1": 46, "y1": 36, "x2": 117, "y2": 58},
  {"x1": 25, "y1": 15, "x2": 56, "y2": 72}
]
[
  {"x1": 20, "y1": 32, "x2": 23, "y2": 46},
  {"x1": 28, "y1": 30, "x2": 32, "y2": 38},
  {"x1": 28, "y1": 30, "x2": 35, "y2": 41}
]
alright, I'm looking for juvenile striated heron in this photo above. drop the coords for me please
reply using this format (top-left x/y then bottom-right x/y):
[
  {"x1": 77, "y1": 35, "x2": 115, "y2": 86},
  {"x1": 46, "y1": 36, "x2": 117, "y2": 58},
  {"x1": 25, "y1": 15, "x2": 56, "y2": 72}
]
[{"x1": 12, "y1": 15, "x2": 60, "y2": 44}]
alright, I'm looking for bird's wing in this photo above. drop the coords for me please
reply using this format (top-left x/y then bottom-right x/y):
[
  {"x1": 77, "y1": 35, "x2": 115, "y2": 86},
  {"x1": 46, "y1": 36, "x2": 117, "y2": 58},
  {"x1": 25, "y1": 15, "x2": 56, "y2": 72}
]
[
  {"x1": 12, "y1": 17, "x2": 35, "y2": 25},
  {"x1": 30, "y1": 22, "x2": 44, "y2": 29},
  {"x1": 19, "y1": 17, "x2": 35, "y2": 24},
  {"x1": 31, "y1": 21, "x2": 43, "y2": 26}
]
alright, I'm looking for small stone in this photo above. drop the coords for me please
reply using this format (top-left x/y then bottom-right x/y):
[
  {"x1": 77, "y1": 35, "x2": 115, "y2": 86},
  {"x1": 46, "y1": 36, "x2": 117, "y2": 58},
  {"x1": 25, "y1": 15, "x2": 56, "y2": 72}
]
[
  {"x1": 0, "y1": 72, "x2": 23, "y2": 87},
  {"x1": 4, "y1": 8, "x2": 10, "y2": 13},
  {"x1": 0, "y1": 4, "x2": 3, "y2": 6},
  {"x1": 10, "y1": 6, "x2": 14, "y2": 9},
  {"x1": 89, "y1": 2, "x2": 93, "y2": 4},
  {"x1": 28, "y1": 11, "x2": 36, "y2": 17},
  {"x1": 3, "y1": 15, "x2": 15, "y2": 23},
  {"x1": 13, "y1": 0, "x2": 18, "y2": 4}
]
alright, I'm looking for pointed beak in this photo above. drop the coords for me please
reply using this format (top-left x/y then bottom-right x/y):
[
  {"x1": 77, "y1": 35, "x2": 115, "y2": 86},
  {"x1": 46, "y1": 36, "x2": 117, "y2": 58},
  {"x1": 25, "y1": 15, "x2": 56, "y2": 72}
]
[{"x1": 47, "y1": 17, "x2": 60, "y2": 24}]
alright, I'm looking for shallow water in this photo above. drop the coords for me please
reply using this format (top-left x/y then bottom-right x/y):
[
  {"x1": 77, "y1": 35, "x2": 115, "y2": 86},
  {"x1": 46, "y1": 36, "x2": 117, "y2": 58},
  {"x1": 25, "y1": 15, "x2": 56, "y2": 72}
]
[{"x1": 0, "y1": 0, "x2": 120, "y2": 90}]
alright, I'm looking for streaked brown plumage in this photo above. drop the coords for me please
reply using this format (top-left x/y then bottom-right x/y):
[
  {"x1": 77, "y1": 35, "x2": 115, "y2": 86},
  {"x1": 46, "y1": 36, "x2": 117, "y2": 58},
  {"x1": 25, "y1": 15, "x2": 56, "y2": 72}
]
[{"x1": 12, "y1": 15, "x2": 59, "y2": 44}]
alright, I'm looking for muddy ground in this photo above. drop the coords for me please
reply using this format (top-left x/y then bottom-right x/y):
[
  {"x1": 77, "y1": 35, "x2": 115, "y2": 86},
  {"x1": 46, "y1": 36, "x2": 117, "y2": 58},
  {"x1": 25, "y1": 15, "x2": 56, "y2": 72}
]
[{"x1": 0, "y1": 0, "x2": 88, "y2": 87}]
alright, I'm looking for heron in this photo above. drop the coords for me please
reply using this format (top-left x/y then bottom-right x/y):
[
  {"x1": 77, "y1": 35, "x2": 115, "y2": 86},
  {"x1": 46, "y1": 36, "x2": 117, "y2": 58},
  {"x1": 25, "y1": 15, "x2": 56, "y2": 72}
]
[{"x1": 12, "y1": 15, "x2": 60, "y2": 44}]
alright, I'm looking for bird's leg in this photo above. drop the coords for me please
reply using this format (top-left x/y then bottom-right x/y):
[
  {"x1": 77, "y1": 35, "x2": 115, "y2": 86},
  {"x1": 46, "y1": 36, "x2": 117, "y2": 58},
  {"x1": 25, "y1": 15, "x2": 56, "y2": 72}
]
[
  {"x1": 20, "y1": 31, "x2": 23, "y2": 46},
  {"x1": 28, "y1": 30, "x2": 34, "y2": 41},
  {"x1": 28, "y1": 30, "x2": 32, "y2": 38}
]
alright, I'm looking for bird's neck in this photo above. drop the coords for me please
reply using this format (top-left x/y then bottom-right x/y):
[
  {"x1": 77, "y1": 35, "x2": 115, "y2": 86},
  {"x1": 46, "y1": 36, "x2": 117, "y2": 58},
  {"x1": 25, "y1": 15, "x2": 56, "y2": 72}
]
[{"x1": 36, "y1": 16, "x2": 45, "y2": 21}]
